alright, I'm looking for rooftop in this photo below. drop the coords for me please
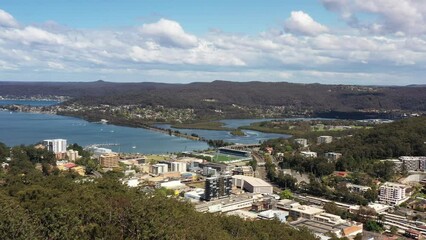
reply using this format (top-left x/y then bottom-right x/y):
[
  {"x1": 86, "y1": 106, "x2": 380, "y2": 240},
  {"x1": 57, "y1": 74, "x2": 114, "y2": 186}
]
[
  {"x1": 232, "y1": 175, "x2": 272, "y2": 187},
  {"x1": 382, "y1": 182, "x2": 408, "y2": 188}
]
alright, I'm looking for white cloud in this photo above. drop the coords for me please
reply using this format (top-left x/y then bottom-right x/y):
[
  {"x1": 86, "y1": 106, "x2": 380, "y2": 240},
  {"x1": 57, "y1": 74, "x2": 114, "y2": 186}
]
[
  {"x1": 139, "y1": 18, "x2": 198, "y2": 48},
  {"x1": 322, "y1": 0, "x2": 426, "y2": 35},
  {"x1": 0, "y1": 9, "x2": 18, "y2": 28},
  {"x1": 0, "y1": 8, "x2": 425, "y2": 85},
  {"x1": 284, "y1": 11, "x2": 329, "y2": 36}
]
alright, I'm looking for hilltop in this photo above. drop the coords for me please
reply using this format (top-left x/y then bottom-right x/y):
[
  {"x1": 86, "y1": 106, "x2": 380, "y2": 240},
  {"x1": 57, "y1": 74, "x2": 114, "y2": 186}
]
[{"x1": 1, "y1": 80, "x2": 425, "y2": 119}]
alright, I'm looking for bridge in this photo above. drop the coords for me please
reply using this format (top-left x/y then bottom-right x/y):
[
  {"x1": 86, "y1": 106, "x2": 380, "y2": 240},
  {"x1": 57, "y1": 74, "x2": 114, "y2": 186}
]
[{"x1": 225, "y1": 144, "x2": 260, "y2": 150}]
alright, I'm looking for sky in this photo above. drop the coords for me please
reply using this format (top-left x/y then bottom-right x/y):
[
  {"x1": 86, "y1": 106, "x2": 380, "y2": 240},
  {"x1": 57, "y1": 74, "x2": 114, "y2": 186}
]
[{"x1": 0, "y1": 0, "x2": 425, "y2": 85}]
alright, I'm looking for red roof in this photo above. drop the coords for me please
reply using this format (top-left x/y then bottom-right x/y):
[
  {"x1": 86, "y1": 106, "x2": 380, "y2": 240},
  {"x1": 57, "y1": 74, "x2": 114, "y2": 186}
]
[{"x1": 63, "y1": 163, "x2": 77, "y2": 169}]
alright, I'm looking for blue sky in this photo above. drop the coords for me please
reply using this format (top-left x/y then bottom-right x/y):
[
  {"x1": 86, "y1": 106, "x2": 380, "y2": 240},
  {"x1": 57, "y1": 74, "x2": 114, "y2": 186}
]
[
  {"x1": 0, "y1": 0, "x2": 425, "y2": 85},
  {"x1": 2, "y1": 0, "x2": 340, "y2": 33}
]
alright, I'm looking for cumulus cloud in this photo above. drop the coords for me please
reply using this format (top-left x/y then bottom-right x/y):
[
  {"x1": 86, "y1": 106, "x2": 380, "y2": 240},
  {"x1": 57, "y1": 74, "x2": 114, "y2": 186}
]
[
  {"x1": 0, "y1": 9, "x2": 18, "y2": 28},
  {"x1": 140, "y1": 18, "x2": 198, "y2": 48},
  {"x1": 321, "y1": 0, "x2": 426, "y2": 35},
  {"x1": 284, "y1": 11, "x2": 328, "y2": 36},
  {"x1": 0, "y1": 8, "x2": 425, "y2": 85}
]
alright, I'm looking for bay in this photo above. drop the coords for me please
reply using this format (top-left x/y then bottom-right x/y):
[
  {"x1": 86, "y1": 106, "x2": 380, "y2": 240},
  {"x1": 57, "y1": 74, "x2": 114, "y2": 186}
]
[
  {"x1": 0, "y1": 99, "x2": 60, "y2": 107},
  {"x1": 0, "y1": 100, "x2": 292, "y2": 153},
  {"x1": 0, "y1": 111, "x2": 208, "y2": 154}
]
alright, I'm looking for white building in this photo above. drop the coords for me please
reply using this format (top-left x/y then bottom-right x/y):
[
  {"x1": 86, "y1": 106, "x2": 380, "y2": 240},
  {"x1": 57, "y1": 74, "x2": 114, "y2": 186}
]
[
  {"x1": 152, "y1": 163, "x2": 169, "y2": 175},
  {"x1": 232, "y1": 175, "x2": 273, "y2": 194},
  {"x1": 171, "y1": 162, "x2": 187, "y2": 173},
  {"x1": 325, "y1": 152, "x2": 342, "y2": 161},
  {"x1": 258, "y1": 210, "x2": 289, "y2": 223},
  {"x1": 300, "y1": 151, "x2": 317, "y2": 158},
  {"x1": 379, "y1": 182, "x2": 410, "y2": 205},
  {"x1": 184, "y1": 188, "x2": 205, "y2": 201},
  {"x1": 317, "y1": 136, "x2": 333, "y2": 144},
  {"x1": 43, "y1": 139, "x2": 67, "y2": 153},
  {"x1": 294, "y1": 138, "x2": 308, "y2": 148},
  {"x1": 346, "y1": 183, "x2": 371, "y2": 193}
]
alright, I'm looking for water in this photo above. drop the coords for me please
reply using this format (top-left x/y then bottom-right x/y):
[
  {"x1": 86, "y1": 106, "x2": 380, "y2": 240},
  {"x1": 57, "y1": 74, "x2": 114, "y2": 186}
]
[
  {"x1": 0, "y1": 100, "x2": 291, "y2": 153},
  {"x1": 0, "y1": 99, "x2": 60, "y2": 107},
  {"x1": 0, "y1": 111, "x2": 208, "y2": 154},
  {"x1": 155, "y1": 124, "x2": 290, "y2": 145}
]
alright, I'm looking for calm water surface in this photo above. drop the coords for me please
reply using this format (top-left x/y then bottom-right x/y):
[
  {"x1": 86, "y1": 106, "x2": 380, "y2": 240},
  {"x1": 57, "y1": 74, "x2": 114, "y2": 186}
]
[{"x1": 0, "y1": 100, "x2": 293, "y2": 153}]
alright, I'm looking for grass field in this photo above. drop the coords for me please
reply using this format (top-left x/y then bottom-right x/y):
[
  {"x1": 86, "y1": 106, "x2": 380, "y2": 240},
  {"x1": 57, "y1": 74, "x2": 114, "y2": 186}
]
[
  {"x1": 145, "y1": 154, "x2": 169, "y2": 163},
  {"x1": 211, "y1": 154, "x2": 241, "y2": 162}
]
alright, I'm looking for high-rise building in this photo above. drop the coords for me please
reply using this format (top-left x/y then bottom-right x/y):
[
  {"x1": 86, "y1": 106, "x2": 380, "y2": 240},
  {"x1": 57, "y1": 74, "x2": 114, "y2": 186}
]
[
  {"x1": 171, "y1": 162, "x2": 187, "y2": 173},
  {"x1": 43, "y1": 139, "x2": 67, "y2": 153},
  {"x1": 204, "y1": 175, "x2": 232, "y2": 201},
  {"x1": 379, "y1": 182, "x2": 410, "y2": 205}
]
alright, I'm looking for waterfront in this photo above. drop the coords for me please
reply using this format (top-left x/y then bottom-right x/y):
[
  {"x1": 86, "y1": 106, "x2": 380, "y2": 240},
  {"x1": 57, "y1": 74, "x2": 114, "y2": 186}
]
[
  {"x1": 155, "y1": 123, "x2": 290, "y2": 145},
  {"x1": 0, "y1": 111, "x2": 209, "y2": 154},
  {"x1": 0, "y1": 100, "x2": 292, "y2": 153}
]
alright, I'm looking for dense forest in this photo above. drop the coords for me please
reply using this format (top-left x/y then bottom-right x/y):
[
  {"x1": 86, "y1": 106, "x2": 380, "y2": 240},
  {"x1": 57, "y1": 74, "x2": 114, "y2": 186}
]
[
  {"x1": 1, "y1": 80, "x2": 425, "y2": 114},
  {"x1": 0, "y1": 143, "x2": 317, "y2": 240}
]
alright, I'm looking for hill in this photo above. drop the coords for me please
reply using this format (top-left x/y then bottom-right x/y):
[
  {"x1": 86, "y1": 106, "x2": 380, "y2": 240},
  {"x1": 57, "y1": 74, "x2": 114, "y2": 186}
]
[
  {"x1": 0, "y1": 159, "x2": 317, "y2": 240},
  {"x1": 1, "y1": 80, "x2": 425, "y2": 118}
]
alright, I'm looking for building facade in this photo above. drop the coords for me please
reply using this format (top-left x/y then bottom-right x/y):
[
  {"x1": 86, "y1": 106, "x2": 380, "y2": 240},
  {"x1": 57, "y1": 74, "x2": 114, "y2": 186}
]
[
  {"x1": 171, "y1": 162, "x2": 187, "y2": 173},
  {"x1": 43, "y1": 139, "x2": 67, "y2": 154},
  {"x1": 99, "y1": 153, "x2": 119, "y2": 168},
  {"x1": 204, "y1": 175, "x2": 232, "y2": 201},
  {"x1": 294, "y1": 138, "x2": 308, "y2": 148},
  {"x1": 379, "y1": 182, "x2": 410, "y2": 205},
  {"x1": 152, "y1": 163, "x2": 169, "y2": 175},
  {"x1": 325, "y1": 152, "x2": 342, "y2": 161},
  {"x1": 317, "y1": 136, "x2": 333, "y2": 144}
]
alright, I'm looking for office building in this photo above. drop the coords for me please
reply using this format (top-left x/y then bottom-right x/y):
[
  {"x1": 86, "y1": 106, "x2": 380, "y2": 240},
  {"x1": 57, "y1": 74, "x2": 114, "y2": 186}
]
[
  {"x1": 317, "y1": 136, "x2": 333, "y2": 144},
  {"x1": 99, "y1": 153, "x2": 119, "y2": 168},
  {"x1": 171, "y1": 162, "x2": 187, "y2": 173},
  {"x1": 43, "y1": 139, "x2": 67, "y2": 153},
  {"x1": 379, "y1": 182, "x2": 410, "y2": 205},
  {"x1": 204, "y1": 175, "x2": 232, "y2": 201},
  {"x1": 232, "y1": 175, "x2": 273, "y2": 194},
  {"x1": 152, "y1": 163, "x2": 169, "y2": 175}
]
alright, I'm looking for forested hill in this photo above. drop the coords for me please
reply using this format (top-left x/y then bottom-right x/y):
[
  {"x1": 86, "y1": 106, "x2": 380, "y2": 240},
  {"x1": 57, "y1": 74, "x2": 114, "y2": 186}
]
[
  {"x1": 1, "y1": 80, "x2": 425, "y2": 112},
  {"x1": 0, "y1": 165, "x2": 316, "y2": 240},
  {"x1": 312, "y1": 116, "x2": 426, "y2": 169}
]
